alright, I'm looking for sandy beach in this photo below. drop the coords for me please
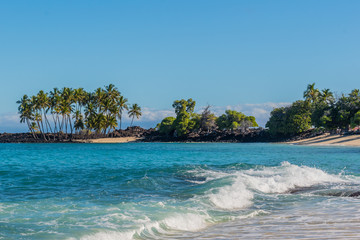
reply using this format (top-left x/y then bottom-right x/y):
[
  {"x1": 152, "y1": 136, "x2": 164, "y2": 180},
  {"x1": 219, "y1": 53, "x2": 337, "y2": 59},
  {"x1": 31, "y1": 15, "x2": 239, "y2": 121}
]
[
  {"x1": 288, "y1": 133, "x2": 360, "y2": 147},
  {"x1": 74, "y1": 137, "x2": 143, "y2": 143}
]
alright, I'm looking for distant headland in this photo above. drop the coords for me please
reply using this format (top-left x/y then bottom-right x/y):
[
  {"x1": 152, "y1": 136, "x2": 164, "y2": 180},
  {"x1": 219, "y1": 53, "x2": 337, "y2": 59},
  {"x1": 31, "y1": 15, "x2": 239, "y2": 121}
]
[{"x1": 1, "y1": 83, "x2": 359, "y2": 145}]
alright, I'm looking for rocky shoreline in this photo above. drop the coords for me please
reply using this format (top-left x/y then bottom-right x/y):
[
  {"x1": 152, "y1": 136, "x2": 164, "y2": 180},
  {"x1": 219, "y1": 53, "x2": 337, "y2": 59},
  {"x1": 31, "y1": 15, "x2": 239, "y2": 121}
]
[
  {"x1": 0, "y1": 126, "x2": 325, "y2": 143},
  {"x1": 0, "y1": 127, "x2": 151, "y2": 143}
]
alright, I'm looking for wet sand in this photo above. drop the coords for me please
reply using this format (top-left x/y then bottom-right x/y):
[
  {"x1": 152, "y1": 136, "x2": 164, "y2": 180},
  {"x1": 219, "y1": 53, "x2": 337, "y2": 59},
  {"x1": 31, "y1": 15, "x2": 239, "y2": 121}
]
[{"x1": 288, "y1": 133, "x2": 360, "y2": 146}]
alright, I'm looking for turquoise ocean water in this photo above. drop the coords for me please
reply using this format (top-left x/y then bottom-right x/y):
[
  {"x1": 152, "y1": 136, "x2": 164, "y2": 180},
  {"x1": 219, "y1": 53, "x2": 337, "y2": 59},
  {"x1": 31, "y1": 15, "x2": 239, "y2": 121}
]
[{"x1": 1, "y1": 143, "x2": 360, "y2": 239}]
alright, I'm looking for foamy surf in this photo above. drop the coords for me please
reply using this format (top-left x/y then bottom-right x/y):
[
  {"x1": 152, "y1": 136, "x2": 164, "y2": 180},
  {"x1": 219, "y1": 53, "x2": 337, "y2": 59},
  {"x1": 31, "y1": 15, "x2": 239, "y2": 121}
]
[
  {"x1": 240, "y1": 161, "x2": 346, "y2": 194},
  {"x1": 191, "y1": 161, "x2": 346, "y2": 193},
  {"x1": 207, "y1": 180, "x2": 253, "y2": 210},
  {"x1": 77, "y1": 213, "x2": 210, "y2": 240},
  {"x1": 76, "y1": 162, "x2": 353, "y2": 240}
]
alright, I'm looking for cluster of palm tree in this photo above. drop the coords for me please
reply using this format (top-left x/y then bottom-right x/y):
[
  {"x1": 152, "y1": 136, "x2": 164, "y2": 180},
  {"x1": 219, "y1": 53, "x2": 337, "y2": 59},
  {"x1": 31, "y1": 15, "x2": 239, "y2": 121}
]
[{"x1": 17, "y1": 84, "x2": 142, "y2": 141}]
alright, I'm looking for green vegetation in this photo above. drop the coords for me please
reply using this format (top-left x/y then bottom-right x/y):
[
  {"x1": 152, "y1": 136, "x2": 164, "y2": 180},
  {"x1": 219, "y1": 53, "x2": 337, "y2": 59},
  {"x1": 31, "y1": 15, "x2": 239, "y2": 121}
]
[
  {"x1": 266, "y1": 100, "x2": 311, "y2": 136},
  {"x1": 157, "y1": 99, "x2": 258, "y2": 137},
  {"x1": 158, "y1": 117, "x2": 176, "y2": 136},
  {"x1": 266, "y1": 83, "x2": 360, "y2": 136},
  {"x1": 351, "y1": 111, "x2": 360, "y2": 129},
  {"x1": 172, "y1": 98, "x2": 196, "y2": 136},
  {"x1": 17, "y1": 84, "x2": 141, "y2": 141},
  {"x1": 20, "y1": 82, "x2": 359, "y2": 141},
  {"x1": 216, "y1": 110, "x2": 259, "y2": 131}
]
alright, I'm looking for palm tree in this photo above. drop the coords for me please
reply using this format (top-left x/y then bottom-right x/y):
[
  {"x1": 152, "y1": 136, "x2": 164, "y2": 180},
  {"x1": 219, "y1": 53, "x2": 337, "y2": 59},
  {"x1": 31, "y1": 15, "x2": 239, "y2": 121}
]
[
  {"x1": 30, "y1": 122, "x2": 39, "y2": 135},
  {"x1": 128, "y1": 103, "x2": 142, "y2": 126},
  {"x1": 94, "y1": 113, "x2": 106, "y2": 136},
  {"x1": 94, "y1": 88, "x2": 105, "y2": 108},
  {"x1": 320, "y1": 88, "x2": 334, "y2": 104},
  {"x1": 105, "y1": 84, "x2": 120, "y2": 102},
  {"x1": 73, "y1": 88, "x2": 86, "y2": 135},
  {"x1": 107, "y1": 115, "x2": 118, "y2": 135},
  {"x1": 84, "y1": 101, "x2": 96, "y2": 137},
  {"x1": 350, "y1": 89, "x2": 360, "y2": 98},
  {"x1": 36, "y1": 90, "x2": 53, "y2": 134},
  {"x1": 73, "y1": 88, "x2": 84, "y2": 112},
  {"x1": 49, "y1": 88, "x2": 61, "y2": 133},
  {"x1": 34, "y1": 112, "x2": 47, "y2": 141},
  {"x1": 60, "y1": 87, "x2": 74, "y2": 137},
  {"x1": 18, "y1": 84, "x2": 136, "y2": 140},
  {"x1": 101, "y1": 97, "x2": 113, "y2": 133},
  {"x1": 117, "y1": 95, "x2": 128, "y2": 129},
  {"x1": 303, "y1": 83, "x2": 320, "y2": 103},
  {"x1": 30, "y1": 95, "x2": 48, "y2": 141},
  {"x1": 17, "y1": 95, "x2": 37, "y2": 139},
  {"x1": 74, "y1": 110, "x2": 85, "y2": 134}
]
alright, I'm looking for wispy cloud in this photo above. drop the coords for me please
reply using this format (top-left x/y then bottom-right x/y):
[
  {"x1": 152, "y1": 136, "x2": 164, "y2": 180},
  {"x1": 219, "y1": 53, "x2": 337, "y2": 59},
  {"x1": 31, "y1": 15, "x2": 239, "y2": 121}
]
[
  {"x1": 205, "y1": 102, "x2": 290, "y2": 127},
  {"x1": 0, "y1": 102, "x2": 290, "y2": 133},
  {"x1": 122, "y1": 108, "x2": 175, "y2": 122},
  {"x1": 0, "y1": 112, "x2": 18, "y2": 123},
  {"x1": 0, "y1": 112, "x2": 28, "y2": 133}
]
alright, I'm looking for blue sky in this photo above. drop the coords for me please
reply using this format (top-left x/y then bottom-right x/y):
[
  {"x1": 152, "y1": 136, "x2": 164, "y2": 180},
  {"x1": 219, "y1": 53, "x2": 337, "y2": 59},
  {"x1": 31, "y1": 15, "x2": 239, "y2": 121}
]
[{"x1": 1, "y1": 1, "x2": 360, "y2": 132}]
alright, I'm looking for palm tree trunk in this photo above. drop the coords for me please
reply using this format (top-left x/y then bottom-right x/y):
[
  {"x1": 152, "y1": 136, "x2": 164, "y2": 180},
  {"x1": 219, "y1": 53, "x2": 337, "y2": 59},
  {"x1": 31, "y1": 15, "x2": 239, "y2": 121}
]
[
  {"x1": 26, "y1": 119, "x2": 37, "y2": 139},
  {"x1": 61, "y1": 115, "x2": 67, "y2": 139},
  {"x1": 65, "y1": 116, "x2": 68, "y2": 139},
  {"x1": 37, "y1": 120, "x2": 47, "y2": 141},
  {"x1": 52, "y1": 114, "x2": 57, "y2": 140},
  {"x1": 59, "y1": 115, "x2": 64, "y2": 132},
  {"x1": 58, "y1": 115, "x2": 63, "y2": 140},
  {"x1": 40, "y1": 118, "x2": 46, "y2": 134},
  {"x1": 52, "y1": 114, "x2": 58, "y2": 132},
  {"x1": 68, "y1": 115, "x2": 73, "y2": 140},
  {"x1": 41, "y1": 110, "x2": 48, "y2": 133},
  {"x1": 44, "y1": 112, "x2": 53, "y2": 134}
]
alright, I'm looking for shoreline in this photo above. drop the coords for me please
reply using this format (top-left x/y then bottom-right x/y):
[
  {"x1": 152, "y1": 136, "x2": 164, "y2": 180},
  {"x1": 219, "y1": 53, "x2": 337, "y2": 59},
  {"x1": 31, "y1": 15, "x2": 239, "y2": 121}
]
[
  {"x1": 285, "y1": 133, "x2": 360, "y2": 147},
  {"x1": 1, "y1": 127, "x2": 360, "y2": 146},
  {"x1": 73, "y1": 137, "x2": 143, "y2": 143},
  {"x1": 0, "y1": 127, "x2": 275, "y2": 143}
]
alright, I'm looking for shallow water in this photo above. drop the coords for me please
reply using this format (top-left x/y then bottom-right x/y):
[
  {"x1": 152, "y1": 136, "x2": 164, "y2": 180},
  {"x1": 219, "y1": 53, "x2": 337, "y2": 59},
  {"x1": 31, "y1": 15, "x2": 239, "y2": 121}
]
[{"x1": 1, "y1": 143, "x2": 360, "y2": 239}]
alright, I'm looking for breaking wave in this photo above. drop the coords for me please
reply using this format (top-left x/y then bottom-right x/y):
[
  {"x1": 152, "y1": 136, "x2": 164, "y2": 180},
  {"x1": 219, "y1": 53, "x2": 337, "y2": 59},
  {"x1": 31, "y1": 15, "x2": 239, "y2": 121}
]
[{"x1": 76, "y1": 162, "x2": 354, "y2": 240}]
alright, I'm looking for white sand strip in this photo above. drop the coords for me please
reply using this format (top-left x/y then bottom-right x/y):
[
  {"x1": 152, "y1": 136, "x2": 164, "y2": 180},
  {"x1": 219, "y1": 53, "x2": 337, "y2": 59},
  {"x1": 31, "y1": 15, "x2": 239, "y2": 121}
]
[
  {"x1": 74, "y1": 137, "x2": 142, "y2": 143},
  {"x1": 288, "y1": 134, "x2": 360, "y2": 146}
]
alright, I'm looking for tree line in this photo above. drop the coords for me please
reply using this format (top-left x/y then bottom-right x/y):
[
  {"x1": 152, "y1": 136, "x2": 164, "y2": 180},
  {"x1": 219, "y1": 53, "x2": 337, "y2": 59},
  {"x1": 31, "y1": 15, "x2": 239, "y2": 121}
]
[
  {"x1": 266, "y1": 83, "x2": 360, "y2": 136},
  {"x1": 21, "y1": 83, "x2": 357, "y2": 140},
  {"x1": 17, "y1": 84, "x2": 142, "y2": 141},
  {"x1": 157, "y1": 98, "x2": 258, "y2": 137}
]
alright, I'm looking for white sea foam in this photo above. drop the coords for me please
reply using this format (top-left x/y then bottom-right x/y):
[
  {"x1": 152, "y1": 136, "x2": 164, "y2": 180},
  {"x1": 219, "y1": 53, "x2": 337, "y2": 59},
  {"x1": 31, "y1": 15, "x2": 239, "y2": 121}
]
[
  {"x1": 156, "y1": 201, "x2": 165, "y2": 208},
  {"x1": 190, "y1": 161, "x2": 348, "y2": 211},
  {"x1": 77, "y1": 212, "x2": 210, "y2": 240},
  {"x1": 77, "y1": 230, "x2": 136, "y2": 240},
  {"x1": 241, "y1": 161, "x2": 346, "y2": 194},
  {"x1": 162, "y1": 213, "x2": 209, "y2": 231},
  {"x1": 208, "y1": 180, "x2": 253, "y2": 210}
]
